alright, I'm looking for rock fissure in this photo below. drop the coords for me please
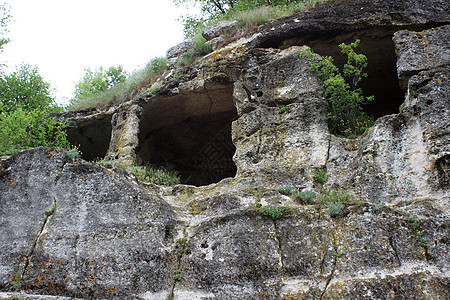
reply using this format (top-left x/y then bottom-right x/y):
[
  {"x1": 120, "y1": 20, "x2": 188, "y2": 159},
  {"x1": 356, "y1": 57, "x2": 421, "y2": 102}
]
[
  {"x1": 389, "y1": 235, "x2": 402, "y2": 267},
  {"x1": 319, "y1": 252, "x2": 337, "y2": 300},
  {"x1": 20, "y1": 197, "x2": 57, "y2": 283}
]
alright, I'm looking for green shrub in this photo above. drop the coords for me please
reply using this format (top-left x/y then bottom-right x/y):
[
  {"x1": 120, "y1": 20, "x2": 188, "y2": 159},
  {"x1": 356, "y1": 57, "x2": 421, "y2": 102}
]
[
  {"x1": 44, "y1": 203, "x2": 57, "y2": 216},
  {"x1": 258, "y1": 205, "x2": 289, "y2": 220},
  {"x1": 326, "y1": 201, "x2": 344, "y2": 217},
  {"x1": 292, "y1": 190, "x2": 316, "y2": 204},
  {"x1": 193, "y1": 33, "x2": 212, "y2": 56},
  {"x1": 95, "y1": 159, "x2": 113, "y2": 167},
  {"x1": 65, "y1": 146, "x2": 81, "y2": 161},
  {"x1": 127, "y1": 165, "x2": 180, "y2": 186},
  {"x1": 314, "y1": 169, "x2": 327, "y2": 184},
  {"x1": 301, "y1": 39, "x2": 374, "y2": 138},
  {"x1": 172, "y1": 269, "x2": 182, "y2": 283},
  {"x1": 179, "y1": 51, "x2": 195, "y2": 66},
  {"x1": 274, "y1": 185, "x2": 294, "y2": 196},
  {"x1": 319, "y1": 189, "x2": 353, "y2": 204},
  {"x1": 372, "y1": 203, "x2": 381, "y2": 212},
  {"x1": 279, "y1": 106, "x2": 287, "y2": 114},
  {"x1": 407, "y1": 215, "x2": 428, "y2": 248},
  {"x1": 0, "y1": 107, "x2": 69, "y2": 156}
]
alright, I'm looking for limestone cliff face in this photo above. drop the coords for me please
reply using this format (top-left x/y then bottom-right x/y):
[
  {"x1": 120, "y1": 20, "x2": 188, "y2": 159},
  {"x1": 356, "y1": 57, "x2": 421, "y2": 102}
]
[{"x1": 1, "y1": 0, "x2": 449, "y2": 299}]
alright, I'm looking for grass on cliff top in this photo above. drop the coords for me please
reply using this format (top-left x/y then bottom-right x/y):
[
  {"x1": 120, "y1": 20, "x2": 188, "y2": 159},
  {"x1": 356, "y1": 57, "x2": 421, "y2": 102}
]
[
  {"x1": 68, "y1": 57, "x2": 167, "y2": 111},
  {"x1": 231, "y1": 0, "x2": 328, "y2": 28},
  {"x1": 182, "y1": 0, "x2": 328, "y2": 39}
]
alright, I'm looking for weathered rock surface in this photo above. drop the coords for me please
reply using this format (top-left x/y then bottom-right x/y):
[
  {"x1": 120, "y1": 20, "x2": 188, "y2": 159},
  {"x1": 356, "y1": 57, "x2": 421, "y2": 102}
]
[
  {"x1": 166, "y1": 41, "x2": 195, "y2": 59},
  {"x1": 1, "y1": 0, "x2": 449, "y2": 299},
  {"x1": 202, "y1": 20, "x2": 241, "y2": 41},
  {"x1": 394, "y1": 25, "x2": 450, "y2": 90}
]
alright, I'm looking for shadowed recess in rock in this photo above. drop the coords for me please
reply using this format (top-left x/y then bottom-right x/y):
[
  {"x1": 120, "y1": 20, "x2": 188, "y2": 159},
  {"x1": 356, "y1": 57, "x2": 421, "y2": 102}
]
[
  {"x1": 137, "y1": 83, "x2": 238, "y2": 186},
  {"x1": 65, "y1": 113, "x2": 113, "y2": 161},
  {"x1": 281, "y1": 29, "x2": 405, "y2": 119}
]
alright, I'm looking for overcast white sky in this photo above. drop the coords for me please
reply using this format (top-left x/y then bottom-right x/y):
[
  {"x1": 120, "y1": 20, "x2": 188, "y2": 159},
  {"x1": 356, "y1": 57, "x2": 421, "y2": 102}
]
[{"x1": 1, "y1": 0, "x2": 199, "y2": 104}]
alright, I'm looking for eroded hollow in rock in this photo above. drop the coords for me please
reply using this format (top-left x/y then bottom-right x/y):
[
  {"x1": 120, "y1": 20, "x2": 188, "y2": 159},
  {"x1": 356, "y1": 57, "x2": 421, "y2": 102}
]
[
  {"x1": 281, "y1": 29, "x2": 405, "y2": 119},
  {"x1": 137, "y1": 82, "x2": 238, "y2": 186},
  {"x1": 65, "y1": 114, "x2": 113, "y2": 161}
]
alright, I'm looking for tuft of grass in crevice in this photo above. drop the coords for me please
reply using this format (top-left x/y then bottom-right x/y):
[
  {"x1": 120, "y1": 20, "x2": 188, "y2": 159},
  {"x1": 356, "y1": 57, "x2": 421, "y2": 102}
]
[{"x1": 127, "y1": 165, "x2": 180, "y2": 186}]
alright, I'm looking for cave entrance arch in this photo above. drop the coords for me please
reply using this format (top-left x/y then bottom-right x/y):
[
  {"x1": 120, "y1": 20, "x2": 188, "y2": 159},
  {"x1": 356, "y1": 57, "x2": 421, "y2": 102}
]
[
  {"x1": 280, "y1": 28, "x2": 406, "y2": 119},
  {"x1": 137, "y1": 80, "x2": 238, "y2": 186}
]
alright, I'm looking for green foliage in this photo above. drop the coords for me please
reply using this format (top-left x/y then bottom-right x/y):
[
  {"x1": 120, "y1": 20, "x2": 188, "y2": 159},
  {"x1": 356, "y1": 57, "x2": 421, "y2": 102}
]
[
  {"x1": 319, "y1": 189, "x2": 353, "y2": 204},
  {"x1": 0, "y1": 1, "x2": 11, "y2": 55},
  {"x1": 95, "y1": 158, "x2": 113, "y2": 167},
  {"x1": 0, "y1": 106, "x2": 69, "y2": 156},
  {"x1": 127, "y1": 165, "x2": 180, "y2": 186},
  {"x1": 292, "y1": 190, "x2": 316, "y2": 204},
  {"x1": 177, "y1": 0, "x2": 327, "y2": 39},
  {"x1": 0, "y1": 64, "x2": 56, "y2": 113},
  {"x1": 372, "y1": 203, "x2": 381, "y2": 212},
  {"x1": 301, "y1": 39, "x2": 374, "y2": 137},
  {"x1": 172, "y1": 269, "x2": 183, "y2": 284},
  {"x1": 179, "y1": 52, "x2": 196, "y2": 66},
  {"x1": 176, "y1": 238, "x2": 188, "y2": 245},
  {"x1": 68, "y1": 58, "x2": 167, "y2": 110},
  {"x1": 44, "y1": 203, "x2": 57, "y2": 216},
  {"x1": 274, "y1": 185, "x2": 294, "y2": 196},
  {"x1": 407, "y1": 215, "x2": 428, "y2": 248},
  {"x1": 178, "y1": 34, "x2": 212, "y2": 66},
  {"x1": 313, "y1": 169, "x2": 327, "y2": 184},
  {"x1": 70, "y1": 65, "x2": 127, "y2": 107},
  {"x1": 10, "y1": 271, "x2": 22, "y2": 292},
  {"x1": 258, "y1": 205, "x2": 289, "y2": 220},
  {"x1": 326, "y1": 201, "x2": 344, "y2": 217},
  {"x1": 65, "y1": 146, "x2": 81, "y2": 161},
  {"x1": 279, "y1": 105, "x2": 286, "y2": 114}
]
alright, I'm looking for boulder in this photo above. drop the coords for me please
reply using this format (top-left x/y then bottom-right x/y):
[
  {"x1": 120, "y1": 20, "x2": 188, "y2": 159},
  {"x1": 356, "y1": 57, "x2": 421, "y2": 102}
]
[
  {"x1": 166, "y1": 41, "x2": 194, "y2": 59},
  {"x1": 202, "y1": 20, "x2": 241, "y2": 41}
]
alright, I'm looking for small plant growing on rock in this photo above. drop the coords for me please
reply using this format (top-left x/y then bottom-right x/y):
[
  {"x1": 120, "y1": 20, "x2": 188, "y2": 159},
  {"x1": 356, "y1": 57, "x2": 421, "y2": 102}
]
[
  {"x1": 274, "y1": 185, "x2": 294, "y2": 196},
  {"x1": 279, "y1": 106, "x2": 287, "y2": 114},
  {"x1": 319, "y1": 189, "x2": 353, "y2": 204},
  {"x1": 292, "y1": 190, "x2": 316, "y2": 204},
  {"x1": 314, "y1": 169, "x2": 327, "y2": 184},
  {"x1": 10, "y1": 271, "x2": 22, "y2": 292},
  {"x1": 258, "y1": 205, "x2": 289, "y2": 220},
  {"x1": 65, "y1": 146, "x2": 81, "y2": 161},
  {"x1": 44, "y1": 203, "x2": 57, "y2": 216},
  {"x1": 372, "y1": 203, "x2": 381, "y2": 212},
  {"x1": 172, "y1": 269, "x2": 182, "y2": 284},
  {"x1": 127, "y1": 165, "x2": 180, "y2": 186},
  {"x1": 326, "y1": 202, "x2": 344, "y2": 217},
  {"x1": 407, "y1": 215, "x2": 428, "y2": 248}
]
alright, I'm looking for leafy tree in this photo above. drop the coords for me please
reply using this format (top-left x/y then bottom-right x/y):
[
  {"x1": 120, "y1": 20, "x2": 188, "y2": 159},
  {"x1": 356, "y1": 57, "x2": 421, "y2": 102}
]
[
  {"x1": 0, "y1": 105, "x2": 69, "y2": 155},
  {"x1": 302, "y1": 39, "x2": 374, "y2": 138},
  {"x1": 71, "y1": 65, "x2": 127, "y2": 104},
  {"x1": 0, "y1": 1, "x2": 11, "y2": 68},
  {"x1": 0, "y1": 64, "x2": 56, "y2": 113}
]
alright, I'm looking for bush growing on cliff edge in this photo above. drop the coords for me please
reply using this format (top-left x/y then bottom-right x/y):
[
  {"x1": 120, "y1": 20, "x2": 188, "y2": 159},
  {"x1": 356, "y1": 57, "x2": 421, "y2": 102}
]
[{"x1": 301, "y1": 39, "x2": 374, "y2": 138}]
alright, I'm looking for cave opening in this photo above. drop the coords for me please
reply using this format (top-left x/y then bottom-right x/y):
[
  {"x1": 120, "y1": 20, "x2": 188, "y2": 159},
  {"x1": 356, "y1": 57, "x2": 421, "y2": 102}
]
[
  {"x1": 280, "y1": 29, "x2": 406, "y2": 119},
  {"x1": 65, "y1": 114, "x2": 113, "y2": 161},
  {"x1": 137, "y1": 82, "x2": 238, "y2": 186}
]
